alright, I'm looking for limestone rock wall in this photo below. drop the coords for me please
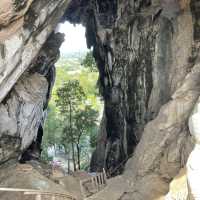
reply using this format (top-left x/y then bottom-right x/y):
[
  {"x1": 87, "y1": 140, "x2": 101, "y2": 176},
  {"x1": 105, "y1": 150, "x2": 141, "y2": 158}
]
[
  {"x1": 71, "y1": 0, "x2": 197, "y2": 176},
  {"x1": 78, "y1": 0, "x2": 200, "y2": 198},
  {"x1": 0, "y1": 0, "x2": 69, "y2": 163},
  {"x1": 0, "y1": 72, "x2": 48, "y2": 163},
  {"x1": 65, "y1": 0, "x2": 200, "y2": 192},
  {"x1": 1, "y1": 0, "x2": 200, "y2": 199}
]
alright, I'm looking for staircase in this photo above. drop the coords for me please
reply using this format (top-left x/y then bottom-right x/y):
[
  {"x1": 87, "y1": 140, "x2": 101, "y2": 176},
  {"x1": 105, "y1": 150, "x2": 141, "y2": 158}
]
[
  {"x1": 79, "y1": 169, "x2": 107, "y2": 199},
  {"x1": 0, "y1": 188, "x2": 77, "y2": 200}
]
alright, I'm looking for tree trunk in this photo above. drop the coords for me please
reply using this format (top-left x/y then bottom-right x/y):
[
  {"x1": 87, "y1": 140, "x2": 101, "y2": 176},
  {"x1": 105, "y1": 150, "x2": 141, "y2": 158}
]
[
  {"x1": 68, "y1": 155, "x2": 70, "y2": 174},
  {"x1": 71, "y1": 142, "x2": 76, "y2": 171},
  {"x1": 76, "y1": 143, "x2": 81, "y2": 170},
  {"x1": 53, "y1": 144, "x2": 56, "y2": 157},
  {"x1": 64, "y1": 145, "x2": 71, "y2": 174},
  {"x1": 69, "y1": 102, "x2": 76, "y2": 171}
]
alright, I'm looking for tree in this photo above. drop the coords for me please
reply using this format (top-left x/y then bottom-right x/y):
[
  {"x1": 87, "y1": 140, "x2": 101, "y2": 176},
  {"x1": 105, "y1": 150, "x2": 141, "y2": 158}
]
[
  {"x1": 73, "y1": 106, "x2": 98, "y2": 169},
  {"x1": 56, "y1": 80, "x2": 86, "y2": 171},
  {"x1": 42, "y1": 53, "x2": 101, "y2": 171},
  {"x1": 42, "y1": 104, "x2": 63, "y2": 161},
  {"x1": 56, "y1": 80, "x2": 99, "y2": 171},
  {"x1": 82, "y1": 51, "x2": 98, "y2": 72},
  {"x1": 90, "y1": 126, "x2": 98, "y2": 149}
]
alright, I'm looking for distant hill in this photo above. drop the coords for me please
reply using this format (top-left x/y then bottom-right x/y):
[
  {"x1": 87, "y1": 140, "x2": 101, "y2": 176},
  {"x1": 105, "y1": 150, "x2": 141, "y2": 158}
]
[
  {"x1": 60, "y1": 51, "x2": 88, "y2": 59},
  {"x1": 56, "y1": 51, "x2": 88, "y2": 72}
]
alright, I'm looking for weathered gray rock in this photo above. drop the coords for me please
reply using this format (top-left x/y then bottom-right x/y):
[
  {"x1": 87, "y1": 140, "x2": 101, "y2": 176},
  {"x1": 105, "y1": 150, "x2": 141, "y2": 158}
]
[
  {"x1": 187, "y1": 98, "x2": 200, "y2": 200},
  {"x1": 69, "y1": 0, "x2": 200, "y2": 199},
  {"x1": 90, "y1": 112, "x2": 107, "y2": 172},
  {"x1": 0, "y1": 0, "x2": 66, "y2": 163},
  {"x1": 0, "y1": 72, "x2": 48, "y2": 163},
  {"x1": 0, "y1": 0, "x2": 70, "y2": 103},
  {"x1": 79, "y1": 0, "x2": 196, "y2": 177},
  {"x1": 0, "y1": 30, "x2": 64, "y2": 163},
  {"x1": 1, "y1": 0, "x2": 200, "y2": 199}
]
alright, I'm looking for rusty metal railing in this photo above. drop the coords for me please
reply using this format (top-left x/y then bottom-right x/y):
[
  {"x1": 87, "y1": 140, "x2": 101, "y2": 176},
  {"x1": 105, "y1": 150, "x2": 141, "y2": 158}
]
[
  {"x1": 0, "y1": 188, "x2": 77, "y2": 200},
  {"x1": 80, "y1": 169, "x2": 107, "y2": 198}
]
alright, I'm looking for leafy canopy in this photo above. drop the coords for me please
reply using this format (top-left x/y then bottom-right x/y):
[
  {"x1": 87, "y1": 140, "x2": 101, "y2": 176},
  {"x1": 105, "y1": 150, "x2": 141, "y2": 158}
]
[
  {"x1": 82, "y1": 51, "x2": 98, "y2": 72},
  {"x1": 56, "y1": 80, "x2": 86, "y2": 115}
]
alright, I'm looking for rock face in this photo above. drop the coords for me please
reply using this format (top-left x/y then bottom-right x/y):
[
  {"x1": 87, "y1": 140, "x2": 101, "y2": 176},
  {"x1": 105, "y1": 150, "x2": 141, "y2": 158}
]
[
  {"x1": 68, "y1": 0, "x2": 199, "y2": 176},
  {"x1": 0, "y1": 31, "x2": 64, "y2": 163},
  {"x1": 65, "y1": 0, "x2": 200, "y2": 198},
  {"x1": 187, "y1": 98, "x2": 200, "y2": 200},
  {"x1": 0, "y1": 0, "x2": 68, "y2": 163},
  {"x1": 85, "y1": 0, "x2": 200, "y2": 199},
  {"x1": 1, "y1": 0, "x2": 200, "y2": 199},
  {"x1": 0, "y1": 72, "x2": 48, "y2": 163}
]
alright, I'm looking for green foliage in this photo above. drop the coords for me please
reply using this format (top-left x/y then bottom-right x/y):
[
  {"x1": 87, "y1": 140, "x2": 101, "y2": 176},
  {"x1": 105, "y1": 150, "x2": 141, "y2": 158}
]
[
  {"x1": 42, "y1": 52, "x2": 102, "y2": 171},
  {"x1": 56, "y1": 52, "x2": 86, "y2": 71},
  {"x1": 74, "y1": 106, "x2": 98, "y2": 133},
  {"x1": 41, "y1": 103, "x2": 63, "y2": 160},
  {"x1": 55, "y1": 80, "x2": 99, "y2": 170},
  {"x1": 55, "y1": 80, "x2": 85, "y2": 146},
  {"x1": 73, "y1": 106, "x2": 99, "y2": 150},
  {"x1": 90, "y1": 126, "x2": 98, "y2": 149},
  {"x1": 56, "y1": 80, "x2": 86, "y2": 114},
  {"x1": 41, "y1": 147, "x2": 53, "y2": 162},
  {"x1": 82, "y1": 51, "x2": 98, "y2": 72}
]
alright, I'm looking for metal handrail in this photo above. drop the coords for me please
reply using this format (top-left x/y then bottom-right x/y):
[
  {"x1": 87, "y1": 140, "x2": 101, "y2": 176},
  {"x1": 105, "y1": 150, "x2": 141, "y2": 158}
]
[
  {"x1": 0, "y1": 187, "x2": 77, "y2": 200},
  {"x1": 80, "y1": 169, "x2": 107, "y2": 198}
]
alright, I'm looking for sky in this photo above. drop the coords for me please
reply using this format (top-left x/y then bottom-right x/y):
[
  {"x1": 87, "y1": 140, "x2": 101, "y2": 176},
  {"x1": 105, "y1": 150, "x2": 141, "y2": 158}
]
[{"x1": 58, "y1": 22, "x2": 88, "y2": 54}]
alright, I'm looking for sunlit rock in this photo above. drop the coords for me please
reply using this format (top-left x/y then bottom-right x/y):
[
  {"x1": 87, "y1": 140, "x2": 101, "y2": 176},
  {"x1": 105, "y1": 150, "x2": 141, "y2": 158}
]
[{"x1": 187, "y1": 100, "x2": 200, "y2": 200}]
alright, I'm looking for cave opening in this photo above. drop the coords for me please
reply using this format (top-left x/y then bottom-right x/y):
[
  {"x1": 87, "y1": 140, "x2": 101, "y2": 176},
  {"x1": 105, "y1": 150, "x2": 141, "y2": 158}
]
[{"x1": 39, "y1": 21, "x2": 104, "y2": 174}]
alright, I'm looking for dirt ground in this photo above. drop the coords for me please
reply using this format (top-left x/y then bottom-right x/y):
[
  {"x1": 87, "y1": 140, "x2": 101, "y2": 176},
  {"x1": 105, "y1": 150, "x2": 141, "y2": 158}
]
[
  {"x1": 0, "y1": 161, "x2": 79, "y2": 200},
  {"x1": 0, "y1": 160, "x2": 189, "y2": 200}
]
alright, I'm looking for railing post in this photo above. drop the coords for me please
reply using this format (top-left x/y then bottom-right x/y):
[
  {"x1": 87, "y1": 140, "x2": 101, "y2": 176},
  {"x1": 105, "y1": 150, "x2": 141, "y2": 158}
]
[
  {"x1": 80, "y1": 180, "x2": 86, "y2": 199},
  {"x1": 0, "y1": 188, "x2": 76, "y2": 200},
  {"x1": 96, "y1": 176, "x2": 99, "y2": 191},
  {"x1": 99, "y1": 174, "x2": 102, "y2": 186},
  {"x1": 91, "y1": 177, "x2": 95, "y2": 191},
  {"x1": 103, "y1": 168, "x2": 107, "y2": 184},
  {"x1": 100, "y1": 172, "x2": 104, "y2": 185}
]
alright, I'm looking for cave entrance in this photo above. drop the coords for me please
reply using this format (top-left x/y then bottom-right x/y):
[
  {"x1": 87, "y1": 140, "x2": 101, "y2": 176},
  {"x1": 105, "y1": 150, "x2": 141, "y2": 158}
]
[{"x1": 41, "y1": 21, "x2": 103, "y2": 174}]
